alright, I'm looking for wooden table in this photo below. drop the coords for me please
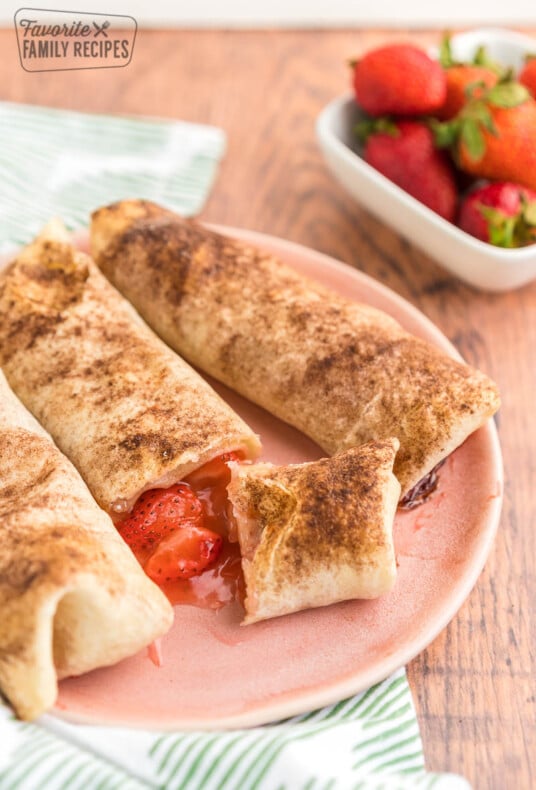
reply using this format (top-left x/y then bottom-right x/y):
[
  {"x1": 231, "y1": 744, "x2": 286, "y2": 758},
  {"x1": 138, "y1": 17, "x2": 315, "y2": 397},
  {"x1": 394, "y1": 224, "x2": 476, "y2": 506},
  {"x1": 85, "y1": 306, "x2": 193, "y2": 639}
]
[{"x1": 1, "y1": 26, "x2": 534, "y2": 790}]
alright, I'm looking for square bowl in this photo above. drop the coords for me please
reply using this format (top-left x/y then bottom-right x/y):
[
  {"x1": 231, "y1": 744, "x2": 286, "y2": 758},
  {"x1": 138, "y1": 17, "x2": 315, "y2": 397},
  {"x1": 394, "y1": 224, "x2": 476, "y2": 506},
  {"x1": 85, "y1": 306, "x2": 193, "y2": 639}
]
[{"x1": 316, "y1": 28, "x2": 536, "y2": 292}]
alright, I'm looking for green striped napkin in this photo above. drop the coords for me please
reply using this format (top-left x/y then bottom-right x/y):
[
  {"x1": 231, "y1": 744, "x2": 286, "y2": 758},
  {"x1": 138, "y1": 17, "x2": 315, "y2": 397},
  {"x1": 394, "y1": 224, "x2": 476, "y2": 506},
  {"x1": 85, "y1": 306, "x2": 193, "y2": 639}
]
[
  {"x1": 0, "y1": 102, "x2": 469, "y2": 790},
  {"x1": 0, "y1": 671, "x2": 467, "y2": 790},
  {"x1": 0, "y1": 102, "x2": 225, "y2": 253}
]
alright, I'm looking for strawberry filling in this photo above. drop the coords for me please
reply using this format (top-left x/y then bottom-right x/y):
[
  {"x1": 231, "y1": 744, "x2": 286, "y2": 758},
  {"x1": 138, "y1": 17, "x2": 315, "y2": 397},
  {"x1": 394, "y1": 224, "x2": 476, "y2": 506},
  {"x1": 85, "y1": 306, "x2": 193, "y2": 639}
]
[{"x1": 115, "y1": 452, "x2": 244, "y2": 609}]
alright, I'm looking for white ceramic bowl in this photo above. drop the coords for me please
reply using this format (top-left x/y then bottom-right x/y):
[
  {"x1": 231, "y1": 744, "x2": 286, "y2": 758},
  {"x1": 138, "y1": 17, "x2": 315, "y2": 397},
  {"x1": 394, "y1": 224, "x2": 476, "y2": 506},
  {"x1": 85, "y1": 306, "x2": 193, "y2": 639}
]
[{"x1": 316, "y1": 29, "x2": 536, "y2": 292}]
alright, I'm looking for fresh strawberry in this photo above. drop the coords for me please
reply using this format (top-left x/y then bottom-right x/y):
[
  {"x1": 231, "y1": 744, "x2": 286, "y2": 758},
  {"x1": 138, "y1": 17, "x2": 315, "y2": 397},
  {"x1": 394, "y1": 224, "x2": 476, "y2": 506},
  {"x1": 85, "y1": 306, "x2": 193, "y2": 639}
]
[
  {"x1": 358, "y1": 119, "x2": 457, "y2": 221},
  {"x1": 436, "y1": 66, "x2": 498, "y2": 120},
  {"x1": 519, "y1": 56, "x2": 536, "y2": 97},
  {"x1": 435, "y1": 35, "x2": 505, "y2": 120},
  {"x1": 432, "y1": 82, "x2": 536, "y2": 191},
  {"x1": 117, "y1": 483, "x2": 222, "y2": 581},
  {"x1": 352, "y1": 44, "x2": 446, "y2": 116},
  {"x1": 458, "y1": 182, "x2": 536, "y2": 247}
]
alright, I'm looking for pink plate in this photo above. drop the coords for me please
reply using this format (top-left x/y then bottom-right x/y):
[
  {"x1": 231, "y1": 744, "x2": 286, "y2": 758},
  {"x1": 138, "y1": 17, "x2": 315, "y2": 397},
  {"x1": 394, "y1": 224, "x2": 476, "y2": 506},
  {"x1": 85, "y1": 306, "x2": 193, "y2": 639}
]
[{"x1": 55, "y1": 227, "x2": 503, "y2": 730}]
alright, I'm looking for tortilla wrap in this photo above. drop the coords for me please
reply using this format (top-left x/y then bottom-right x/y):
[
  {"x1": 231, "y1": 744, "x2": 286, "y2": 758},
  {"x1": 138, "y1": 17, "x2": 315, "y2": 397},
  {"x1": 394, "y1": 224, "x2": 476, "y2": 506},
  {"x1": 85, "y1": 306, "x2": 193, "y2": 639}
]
[
  {"x1": 0, "y1": 371, "x2": 173, "y2": 721},
  {"x1": 0, "y1": 221, "x2": 260, "y2": 515},
  {"x1": 91, "y1": 200, "x2": 500, "y2": 495},
  {"x1": 227, "y1": 439, "x2": 400, "y2": 624}
]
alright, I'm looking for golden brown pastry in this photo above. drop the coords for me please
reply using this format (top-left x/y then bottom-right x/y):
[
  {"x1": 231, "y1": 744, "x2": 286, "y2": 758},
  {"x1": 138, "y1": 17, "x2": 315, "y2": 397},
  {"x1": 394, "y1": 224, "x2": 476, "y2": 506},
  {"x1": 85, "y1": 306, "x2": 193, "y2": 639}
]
[
  {"x1": 227, "y1": 440, "x2": 400, "y2": 624},
  {"x1": 0, "y1": 371, "x2": 173, "y2": 721},
  {"x1": 90, "y1": 200, "x2": 500, "y2": 496},
  {"x1": 0, "y1": 221, "x2": 260, "y2": 515}
]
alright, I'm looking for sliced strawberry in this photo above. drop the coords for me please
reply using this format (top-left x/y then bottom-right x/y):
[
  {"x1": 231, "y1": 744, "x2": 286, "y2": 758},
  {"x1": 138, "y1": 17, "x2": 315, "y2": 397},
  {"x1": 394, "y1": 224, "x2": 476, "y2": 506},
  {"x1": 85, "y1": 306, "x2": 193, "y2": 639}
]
[
  {"x1": 144, "y1": 525, "x2": 223, "y2": 582},
  {"x1": 116, "y1": 458, "x2": 241, "y2": 591},
  {"x1": 117, "y1": 483, "x2": 204, "y2": 562}
]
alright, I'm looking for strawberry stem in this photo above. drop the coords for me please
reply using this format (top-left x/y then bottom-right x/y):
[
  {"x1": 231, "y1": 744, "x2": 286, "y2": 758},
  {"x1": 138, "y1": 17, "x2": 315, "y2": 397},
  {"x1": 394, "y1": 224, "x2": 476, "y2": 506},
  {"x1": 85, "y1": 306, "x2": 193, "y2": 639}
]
[{"x1": 355, "y1": 117, "x2": 399, "y2": 144}]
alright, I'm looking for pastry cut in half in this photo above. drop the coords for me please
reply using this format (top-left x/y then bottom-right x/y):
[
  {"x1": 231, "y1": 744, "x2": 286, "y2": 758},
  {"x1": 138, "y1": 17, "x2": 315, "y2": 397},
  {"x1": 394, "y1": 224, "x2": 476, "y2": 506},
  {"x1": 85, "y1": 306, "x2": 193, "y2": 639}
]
[
  {"x1": 0, "y1": 371, "x2": 173, "y2": 721},
  {"x1": 90, "y1": 199, "x2": 500, "y2": 497},
  {"x1": 0, "y1": 220, "x2": 261, "y2": 516},
  {"x1": 227, "y1": 439, "x2": 401, "y2": 625}
]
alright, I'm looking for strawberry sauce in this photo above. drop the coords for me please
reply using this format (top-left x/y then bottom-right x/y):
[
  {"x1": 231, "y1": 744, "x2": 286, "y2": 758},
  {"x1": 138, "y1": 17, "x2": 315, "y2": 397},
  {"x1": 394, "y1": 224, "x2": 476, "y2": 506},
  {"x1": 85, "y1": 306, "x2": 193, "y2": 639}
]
[
  {"x1": 163, "y1": 455, "x2": 245, "y2": 609},
  {"x1": 115, "y1": 453, "x2": 244, "y2": 610}
]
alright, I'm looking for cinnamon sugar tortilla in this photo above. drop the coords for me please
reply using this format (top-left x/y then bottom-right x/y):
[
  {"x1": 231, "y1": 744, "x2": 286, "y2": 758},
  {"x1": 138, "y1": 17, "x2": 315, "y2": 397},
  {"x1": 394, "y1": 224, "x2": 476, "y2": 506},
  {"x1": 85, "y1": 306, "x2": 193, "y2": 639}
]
[
  {"x1": 0, "y1": 221, "x2": 261, "y2": 514},
  {"x1": 228, "y1": 440, "x2": 400, "y2": 625},
  {"x1": 0, "y1": 371, "x2": 173, "y2": 721},
  {"x1": 91, "y1": 199, "x2": 500, "y2": 495}
]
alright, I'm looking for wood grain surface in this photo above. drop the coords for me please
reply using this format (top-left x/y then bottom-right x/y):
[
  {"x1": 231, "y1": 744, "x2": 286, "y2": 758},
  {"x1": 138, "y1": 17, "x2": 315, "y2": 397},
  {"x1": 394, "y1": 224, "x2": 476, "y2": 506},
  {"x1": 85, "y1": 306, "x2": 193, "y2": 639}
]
[{"x1": 1, "y1": 26, "x2": 534, "y2": 790}]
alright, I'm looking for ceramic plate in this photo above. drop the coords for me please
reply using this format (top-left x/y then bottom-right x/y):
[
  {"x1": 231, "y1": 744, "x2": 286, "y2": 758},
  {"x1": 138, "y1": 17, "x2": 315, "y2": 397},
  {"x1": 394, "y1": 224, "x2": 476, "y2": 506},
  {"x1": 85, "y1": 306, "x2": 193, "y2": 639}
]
[{"x1": 53, "y1": 227, "x2": 503, "y2": 730}]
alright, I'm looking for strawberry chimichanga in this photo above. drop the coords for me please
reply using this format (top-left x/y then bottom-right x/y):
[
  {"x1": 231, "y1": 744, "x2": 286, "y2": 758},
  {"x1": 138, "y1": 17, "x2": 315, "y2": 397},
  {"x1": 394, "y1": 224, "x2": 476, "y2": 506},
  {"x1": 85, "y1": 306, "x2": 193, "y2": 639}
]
[
  {"x1": 227, "y1": 440, "x2": 400, "y2": 624},
  {"x1": 90, "y1": 199, "x2": 500, "y2": 496},
  {"x1": 0, "y1": 371, "x2": 173, "y2": 721},
  {"x1": 0, "y1": 221, "x2": 262, "y2": 601},
  {"x1": 0, "y1": 220, "x2": 261, "y2": 516}
]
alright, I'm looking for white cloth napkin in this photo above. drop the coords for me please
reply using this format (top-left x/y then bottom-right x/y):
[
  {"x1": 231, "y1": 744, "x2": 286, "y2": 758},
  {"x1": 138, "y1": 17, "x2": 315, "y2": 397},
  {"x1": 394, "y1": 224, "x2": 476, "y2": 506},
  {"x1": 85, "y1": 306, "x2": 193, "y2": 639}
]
[{"x1": 0, "y1": 101, "x2": 469, "y2": 790}]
